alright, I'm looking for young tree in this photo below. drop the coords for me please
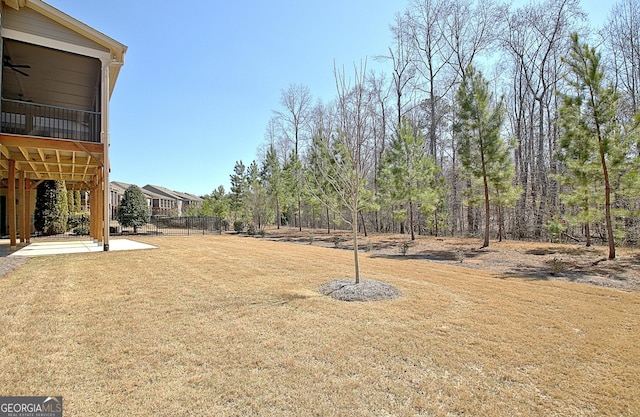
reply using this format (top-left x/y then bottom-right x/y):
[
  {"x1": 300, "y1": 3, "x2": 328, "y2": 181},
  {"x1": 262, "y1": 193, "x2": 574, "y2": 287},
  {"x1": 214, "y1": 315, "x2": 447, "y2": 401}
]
[
  {"x1": 455, "y1": 65, "x2": 517, "y2": 248},
  {"x1": 558, "y1": 33, "x2": 637, "y2": 259},
  {"x1": 324, "y1": 63, "x2": 375, "y2": 283},
  {"x1": 378, "y1": 117, "x2": 440, "y2": 240},
  {"x1": 116, "y1": 185, "x2": 151, "y2": 233}
]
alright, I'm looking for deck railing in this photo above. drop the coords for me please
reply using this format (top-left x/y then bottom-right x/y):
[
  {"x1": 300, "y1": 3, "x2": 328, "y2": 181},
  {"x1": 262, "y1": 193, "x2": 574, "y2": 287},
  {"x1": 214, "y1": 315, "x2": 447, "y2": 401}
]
[{"x1": 1, "y1": 98, "x2": 101, "y2": 143}]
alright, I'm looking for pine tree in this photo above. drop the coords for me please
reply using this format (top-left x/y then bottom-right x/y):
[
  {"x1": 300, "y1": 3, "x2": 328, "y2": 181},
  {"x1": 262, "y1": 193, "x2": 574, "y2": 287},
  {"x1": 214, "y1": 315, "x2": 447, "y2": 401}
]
[
  {"x1": 116, "y1": 185, "x2": 150, "y2": 233},
  {"x1": 558, "y1": 33, "x2": 638, "y2": 259},
  {"x1": 229, "y1": 160, "x2": 247, "y2": 223},
  {"x1": 378, "y1": 117, "x2": 440, "y2": 240},
  {"x1": 454, "y1": 65, "x2": 519, "y2": 248}
]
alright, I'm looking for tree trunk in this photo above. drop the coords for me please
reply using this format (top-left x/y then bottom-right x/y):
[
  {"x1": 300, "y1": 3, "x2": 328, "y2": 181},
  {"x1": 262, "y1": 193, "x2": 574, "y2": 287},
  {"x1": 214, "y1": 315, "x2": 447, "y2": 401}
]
[
  {"x1": 480, "y1": 147, "x2": 490, "y2": 248},
  {"x1": 482, "y1": 179, "x2": 490, "y2": 248},
  {"x1": 359, "y1": 211, "x2": 368, "y2": 237},
  {"x1": 297, "y1": 194, "x2": 302, "y2": 232},
  {"x1": 497, "y1": 204, "x2": 504, "y2": 242},
  {"x1": 409, "y1": 200, "x2": 415, "y2": 241},
  {"x1": 599, "y1": 141, "x2": 616, "y2": 259},
  {"x1": 326, "y1": 206, "x2": 330, "y2": 234}
]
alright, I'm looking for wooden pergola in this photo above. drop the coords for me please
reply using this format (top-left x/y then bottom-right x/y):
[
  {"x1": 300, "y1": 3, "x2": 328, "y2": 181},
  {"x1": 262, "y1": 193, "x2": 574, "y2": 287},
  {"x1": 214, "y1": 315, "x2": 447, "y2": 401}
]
[{"x1": 0, "y1": 0, "x2": 126, "y2": 249}]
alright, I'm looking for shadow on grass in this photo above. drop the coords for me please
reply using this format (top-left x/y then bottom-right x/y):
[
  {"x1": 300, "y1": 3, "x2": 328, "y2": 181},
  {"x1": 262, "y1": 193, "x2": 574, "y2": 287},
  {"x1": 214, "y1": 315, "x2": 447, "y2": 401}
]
[
  {"x1": 525, "y1": 246, "x2": 602, "y2": 256},
  {"x1": 371, "y1": 249, "x2": 485, "y2": 262},
  {"x1": 498, "y1": 259, "x2": 639, "y2": 292}
]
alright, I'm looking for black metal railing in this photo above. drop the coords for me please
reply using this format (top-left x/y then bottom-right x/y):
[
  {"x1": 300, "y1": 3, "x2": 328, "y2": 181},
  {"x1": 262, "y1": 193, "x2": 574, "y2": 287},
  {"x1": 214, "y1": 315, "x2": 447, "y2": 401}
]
[{"x1": 1, "y1": 98, "x2": 101, "y2": 143}]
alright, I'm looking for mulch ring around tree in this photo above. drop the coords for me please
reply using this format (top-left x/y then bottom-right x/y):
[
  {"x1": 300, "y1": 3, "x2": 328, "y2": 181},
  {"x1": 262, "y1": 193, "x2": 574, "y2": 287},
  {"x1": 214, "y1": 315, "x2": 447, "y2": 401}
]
[{"x1": 319, "y1": 278, "x2": 401, "y2": 302}]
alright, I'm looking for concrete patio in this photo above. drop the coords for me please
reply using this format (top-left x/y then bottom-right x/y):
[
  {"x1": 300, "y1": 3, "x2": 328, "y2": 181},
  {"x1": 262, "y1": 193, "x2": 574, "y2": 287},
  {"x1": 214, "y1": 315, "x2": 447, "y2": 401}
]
[{"x1": 2, "y1": 239, "x2": 157, "y2": 257}]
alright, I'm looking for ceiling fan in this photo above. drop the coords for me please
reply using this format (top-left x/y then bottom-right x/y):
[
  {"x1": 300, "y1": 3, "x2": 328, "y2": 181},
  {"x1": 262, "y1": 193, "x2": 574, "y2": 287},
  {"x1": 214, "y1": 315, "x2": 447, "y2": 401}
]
[{"x1": 3, "y1": 55, "x2": 30, "y2": 76}]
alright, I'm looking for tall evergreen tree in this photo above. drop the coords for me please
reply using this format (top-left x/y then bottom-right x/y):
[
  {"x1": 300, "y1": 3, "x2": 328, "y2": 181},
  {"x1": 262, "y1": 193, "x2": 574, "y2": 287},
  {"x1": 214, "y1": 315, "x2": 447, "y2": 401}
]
[
  {"x1": 378, "y1": 117, "x2": 440, "y2": 240},
  {"x1": 558, "y1": 33, "x2": 638, "y2": 259},
  {"x1": 454, "y1": 65, "x2": 518, "y2": 248},
  {"x1": 34, "y1": 180, "x2": 68, "y2": 235},
  {"x1": 229, "y1": 161, "x2": 247, "y2": 223}
]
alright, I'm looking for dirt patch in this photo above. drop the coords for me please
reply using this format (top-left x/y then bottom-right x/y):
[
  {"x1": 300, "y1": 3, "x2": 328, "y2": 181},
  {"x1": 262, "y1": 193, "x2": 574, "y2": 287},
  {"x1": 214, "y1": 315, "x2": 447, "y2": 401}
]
[
  {"x1": 318, "y1": 278, "x2": 401, "y2": 302},
  {"x1": 263, "y1": 229, "x2": 640, "y2": 292}
]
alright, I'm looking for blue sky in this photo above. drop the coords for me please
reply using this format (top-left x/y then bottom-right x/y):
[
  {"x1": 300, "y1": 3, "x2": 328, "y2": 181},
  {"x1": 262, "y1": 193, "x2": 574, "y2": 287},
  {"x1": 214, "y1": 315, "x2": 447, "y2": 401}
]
[{"x1": 45, "y1": 0, "x2": 606, "y2": 197}]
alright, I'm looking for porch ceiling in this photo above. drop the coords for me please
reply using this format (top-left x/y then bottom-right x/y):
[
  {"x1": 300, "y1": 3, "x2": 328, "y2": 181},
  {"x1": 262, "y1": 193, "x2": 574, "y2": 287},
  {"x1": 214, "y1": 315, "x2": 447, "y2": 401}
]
[
  {"x1": 2, "y1": 38, "x2": 101, "y2": 111},
  {"x1": 0, "y1": 133, "x2": 103, "y2": 185}
]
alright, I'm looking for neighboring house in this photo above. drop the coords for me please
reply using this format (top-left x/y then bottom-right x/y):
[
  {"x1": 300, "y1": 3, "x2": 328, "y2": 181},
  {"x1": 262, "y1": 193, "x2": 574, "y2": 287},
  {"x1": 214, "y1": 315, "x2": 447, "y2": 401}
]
[
  {"x1": 142, "y1": 184, "x2": 181, "y2": 216},
  {"x1": 169, "y1": 189, "x2": 204, "y2": 214},
  {"x1": 0, "y1": 0, "x2": 126, "y2": 248},
  {"x1": 142, "y1": 184, "x2": 204, "y2": 216},
  {"x1": 110, "y1": 182, "x2": 204, "y2": 219}
]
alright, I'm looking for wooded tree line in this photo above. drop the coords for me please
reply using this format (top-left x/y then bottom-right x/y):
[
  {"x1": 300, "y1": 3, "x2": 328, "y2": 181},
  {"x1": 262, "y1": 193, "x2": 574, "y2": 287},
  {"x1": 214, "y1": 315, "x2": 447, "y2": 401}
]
[{"x1": 202, "y1": 0, "x2": 640, "y2": 255}]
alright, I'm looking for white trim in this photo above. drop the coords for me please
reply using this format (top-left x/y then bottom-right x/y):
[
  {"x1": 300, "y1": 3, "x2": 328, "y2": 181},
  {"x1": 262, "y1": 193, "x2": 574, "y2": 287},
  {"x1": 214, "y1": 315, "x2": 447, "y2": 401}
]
[
  {"x1": 1, "y1": 27, "x2": 111, "y2": 60},
  {"x1": 101, "y1": 59, "x2": 110, "y2": 249}
]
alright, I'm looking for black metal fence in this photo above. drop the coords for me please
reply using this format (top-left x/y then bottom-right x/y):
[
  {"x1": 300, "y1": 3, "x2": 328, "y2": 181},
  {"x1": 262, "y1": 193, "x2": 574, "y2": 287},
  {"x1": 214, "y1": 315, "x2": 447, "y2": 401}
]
[{"x1": 112, "y1": 216, "x2": 223, "y2": 236}]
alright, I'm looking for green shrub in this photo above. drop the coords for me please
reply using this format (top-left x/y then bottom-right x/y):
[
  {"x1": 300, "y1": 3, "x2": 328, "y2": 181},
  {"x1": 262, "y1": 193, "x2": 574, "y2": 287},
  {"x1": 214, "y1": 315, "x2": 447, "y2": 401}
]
[
  {"x1": 72, "y1": 225, "x2": 90, "y2": 236},
  {"x1": 247, "y1": 224, "x2": 257, "y2": 235},
  {"x1": 233, "y1": 221, "x2": 245, "y2": 233},
  {"x1": 68, "y1": 213, "x2": 89, "y2": 229}
]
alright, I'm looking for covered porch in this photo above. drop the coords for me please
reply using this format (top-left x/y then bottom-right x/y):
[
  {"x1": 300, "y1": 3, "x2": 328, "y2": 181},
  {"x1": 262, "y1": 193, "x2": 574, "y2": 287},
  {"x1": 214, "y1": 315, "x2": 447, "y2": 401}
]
[{"x1": 0, "y1": 0, "x2": 126, "y2": 249}]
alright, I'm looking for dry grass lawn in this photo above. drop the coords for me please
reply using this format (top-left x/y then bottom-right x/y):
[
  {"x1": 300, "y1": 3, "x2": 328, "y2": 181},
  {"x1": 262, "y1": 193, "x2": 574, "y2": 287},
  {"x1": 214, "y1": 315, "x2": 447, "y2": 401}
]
[{"x1": 0, "y1": 235, "x2": 638, "y2": 416}]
